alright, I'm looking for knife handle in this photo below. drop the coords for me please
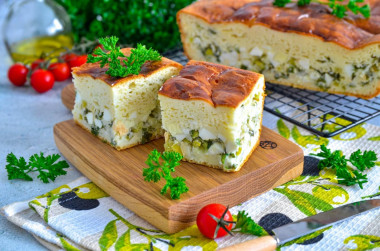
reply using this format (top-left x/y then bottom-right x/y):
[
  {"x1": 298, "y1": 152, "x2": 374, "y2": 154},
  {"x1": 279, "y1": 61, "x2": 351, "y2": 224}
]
[{"x1": 219, "y1": 235, "x2": 278, "y2": 251}]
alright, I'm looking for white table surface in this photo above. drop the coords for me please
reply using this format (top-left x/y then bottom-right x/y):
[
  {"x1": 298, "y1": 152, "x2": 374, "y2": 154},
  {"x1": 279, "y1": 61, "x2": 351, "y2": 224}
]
[{"x1": 1, "y1": 1, "x2": 380, "y2": 250}]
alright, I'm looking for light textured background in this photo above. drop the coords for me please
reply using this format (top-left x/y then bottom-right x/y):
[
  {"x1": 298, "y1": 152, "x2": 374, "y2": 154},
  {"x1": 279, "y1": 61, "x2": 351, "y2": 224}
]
[
  {"x1": 0, "y1": 1, "x2": 81, "y2": 250},
  {"x1": 0, "y1": 1, "x2": 379, "y2": 250}
]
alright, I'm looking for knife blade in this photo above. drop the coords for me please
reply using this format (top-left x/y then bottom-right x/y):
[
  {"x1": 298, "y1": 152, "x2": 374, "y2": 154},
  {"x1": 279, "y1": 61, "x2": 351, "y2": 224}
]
[{"x1": 220, "y1": 199, "x2": 380, "y2": 251}]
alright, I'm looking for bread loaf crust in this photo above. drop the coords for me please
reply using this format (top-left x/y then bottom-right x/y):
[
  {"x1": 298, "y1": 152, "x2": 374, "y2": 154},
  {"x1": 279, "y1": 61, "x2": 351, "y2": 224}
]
[
  {"x1": 159, "y1": 60, "x2": 263, "y2": 108},
  {"x1": 178, "y1": 0, "x2": 380, "y2": 50}
]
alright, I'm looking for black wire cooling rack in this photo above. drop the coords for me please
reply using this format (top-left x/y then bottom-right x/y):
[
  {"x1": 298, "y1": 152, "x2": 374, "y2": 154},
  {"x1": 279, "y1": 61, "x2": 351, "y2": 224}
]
[{"x1": 163, "y1": 48, "x2": 380, "y2": 138}]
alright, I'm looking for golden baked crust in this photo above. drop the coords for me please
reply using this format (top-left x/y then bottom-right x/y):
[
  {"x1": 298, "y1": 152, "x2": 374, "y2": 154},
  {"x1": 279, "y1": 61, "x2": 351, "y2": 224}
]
[
  {"x1": 72, "y1": 48, "x2": 183, "y2": 86},
  {"x1": 158, "y1": 60, "x2": 263, "y2": 108},
  {"x1": 177, "y1": 0, "x2": 380, "y2": 50}
]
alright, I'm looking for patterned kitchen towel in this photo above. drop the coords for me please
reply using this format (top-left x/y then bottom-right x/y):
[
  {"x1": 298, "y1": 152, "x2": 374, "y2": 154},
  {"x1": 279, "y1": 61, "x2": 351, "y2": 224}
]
[{"x1": 2, "y1": 114, "x2": 380, "y2": 251}]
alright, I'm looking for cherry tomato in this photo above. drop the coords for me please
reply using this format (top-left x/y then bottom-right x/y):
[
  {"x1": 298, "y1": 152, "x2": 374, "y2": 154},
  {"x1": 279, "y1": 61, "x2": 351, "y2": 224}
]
[
  {"x1": 31, "y1": 69, "x2": 55, "y2": 93},
  {"x1": 61, "y1": 53, "x2": 77, "y2": 63},
  {"x1": 8, "y1": 64, "x2": 29, "y2": 86},
  {"x1": 68, "y1": 55, "x2": 88, "y2": 68},
  {"x1": 61, "y1": 53, "x2": 76, "y2": 70},
  {"x1": 31, "y1": 59, "x2": 45, "y2": 71},
  {"x1": 196, "y1": 204, "x2": 234, "y2": 239},
  {"x1": 48, "y1": 62, "x2": 70, "y2": 81}
]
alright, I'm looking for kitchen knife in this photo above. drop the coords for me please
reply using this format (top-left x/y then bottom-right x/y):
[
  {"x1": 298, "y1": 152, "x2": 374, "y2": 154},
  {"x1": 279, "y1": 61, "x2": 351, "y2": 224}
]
[{"x1": 220, "y1": 199, "x2": 380, "y2": 251}]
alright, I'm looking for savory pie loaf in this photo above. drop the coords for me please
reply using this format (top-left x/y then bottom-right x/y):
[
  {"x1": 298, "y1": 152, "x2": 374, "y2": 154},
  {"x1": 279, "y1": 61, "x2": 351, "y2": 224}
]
[
  {"x1": 158, "y1": 60, "x2": 265, "y2": 172},
  {"x1": 177, "y1": 0, "x2": 380, "y2": 99},
  {"x1": 72, "y1": 48, "x2": 182, "y2": 150}
]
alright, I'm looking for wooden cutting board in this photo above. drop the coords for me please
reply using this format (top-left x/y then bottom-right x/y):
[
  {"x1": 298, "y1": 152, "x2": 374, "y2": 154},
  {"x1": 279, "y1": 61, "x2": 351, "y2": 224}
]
[{"x1": 56, "y1": 84, "x2": 304, "y2": 234}]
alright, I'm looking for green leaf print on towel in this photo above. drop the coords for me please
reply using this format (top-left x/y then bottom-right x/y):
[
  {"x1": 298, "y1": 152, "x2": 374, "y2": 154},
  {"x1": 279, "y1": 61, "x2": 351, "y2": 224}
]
[
  {"x1": 277, "y1": 119, "x2": 290, "y2": 139},
  {"x1": 114, "y1": 230, "x2": 132, "y2": 251},
  {"x1": 344, "y1": 235, "x2": 380, "y2": 251},
  {"x1": 99, "y1": 220, "x2": 118, "y2": 251},
  {"x1": 277, "y1": 226, "x2": 332, "y2": 250},
  {"x1": 275, "y1": 118, "x2": 329, "y2": 147},
  {"x1": 58, "y1": 234, "x2": 82, "y2": 251},
  {"x1": 99, "y1": 209, "x2": 217, "y2": 251},
  {"x1": 29, "y1": 183, "x2": 70, "y2": 222},
  {"x1": 322, "y1": 115, "x2": 366, "y2": 141},
  {"x1": 362, "y1": 186, "x2": 380, "y2": 199},
  {"x1": 28, "y1": 182, "x2": 108, "y2": 223},
  {"x1": 168, "y1": 225, "x2": 218, "y2": 251},
  {"x1": 368, "y1": 136, "x2": 380, "y2": 141},
  {"x1": 274, "y1": 187, "x2": 333, "y2": 216},
  {"x1": 312, "y1": 185, "x2": 349, "y2": 205},
  {"x1": 292, "y1": 126, "x2": 329, "y2": 148},
  {"x1": 274, "y1": 177, "x2": 349, "y2": 216},
  {"x1": 75, "y1": 182, "x2": 109, "y2": 200}
]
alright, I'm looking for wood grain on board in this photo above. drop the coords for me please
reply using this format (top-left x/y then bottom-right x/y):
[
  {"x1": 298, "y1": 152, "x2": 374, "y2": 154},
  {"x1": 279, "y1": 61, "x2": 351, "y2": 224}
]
[{"x1": 54, "y1": 119, "x2": 303, "y2": 233}]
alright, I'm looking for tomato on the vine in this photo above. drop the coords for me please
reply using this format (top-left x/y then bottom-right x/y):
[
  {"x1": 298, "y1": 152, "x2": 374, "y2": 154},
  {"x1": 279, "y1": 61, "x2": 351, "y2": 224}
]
[
  {"x1": 68, "y1": 55, "x2": 88, "y2": 68},
  {"x1": 31, "y1": 59, "x2": 45, "y2": 71},
  {"x1": 61, "y1": 53, "x2": 77, "y2": 63},
  {"x1": 62, "y1": 53, "x2": 87, "y2": 71},
  {"x1": 196, "y1": 204, "x2": 234, "y2": 239},
  {"x1": 31, "y1": 69, "x2": 55, "y2": 93},
  {"x1": 8, "y1": 64, "x2": 29, "y2": 86},
  {"x1": 48, "y1": 62, "x2": 70, "y2": 81}
]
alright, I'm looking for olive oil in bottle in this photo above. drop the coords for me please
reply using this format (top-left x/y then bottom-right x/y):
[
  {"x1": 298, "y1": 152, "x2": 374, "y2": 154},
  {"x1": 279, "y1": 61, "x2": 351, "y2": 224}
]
[{"x1": 9, "y1": 34, "x2": 74, "y2": 64}]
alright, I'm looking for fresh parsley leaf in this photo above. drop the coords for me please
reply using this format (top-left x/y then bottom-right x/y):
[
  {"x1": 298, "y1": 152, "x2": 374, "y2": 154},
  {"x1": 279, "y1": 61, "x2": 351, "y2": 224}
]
[
  {"x1": 161, "y1": 176, "x2": 189, "y2": 200},
  {"x1": 28, "y1": 153, "x2": 70, "y2": 183},
  {"x1": 161, "y1": 151, "x2": 182, "y2": 172},
  {"x1": 312, "y1": 145, "x2": 347, "y2": 171},
  {"x1": 311, "y1": 145, "x2": 377, "y2": 189},
  {"x1": 297, "y1": 0, "x2": 311, "y2": 6},
  {"x1": 143, "y1": 149, "x2": 162, "y2": 182},
  {"x1": 123, "y1": 44, "x2": 162, "y2": 76},
  {"x1": 87, "y1": 37, "x2": 162, "y2": 78},
  {"x1": 331, "y1": 4, "x2": 348, "y2": 18},
  {"x1": 5, "y1": 152, "x2": 69, "y2": 183},
  {"x1": 6, "y1": 153, "x2": 33, "y2": 181},
  {"x1": 87, "y1": 36, "x2": 126, "y2": 77},
  {"x1": 273, "y1": 0, "x2": 371, "y2": 19},
  {"x1": 232, "y1": 210, "x2": 267, "y2": 236},
  {"x1": 143, "y1": 149, "x2": 188, "y2": 200},
  {"x1": 273, "y1": 0, "x2": 292, "y2": 7},
  {"x1": 349, "y1": 150, "x2": 377, "y2": 171},
  {"x1": 359, "y1": 4, "x2": 371, "y2": 18}
]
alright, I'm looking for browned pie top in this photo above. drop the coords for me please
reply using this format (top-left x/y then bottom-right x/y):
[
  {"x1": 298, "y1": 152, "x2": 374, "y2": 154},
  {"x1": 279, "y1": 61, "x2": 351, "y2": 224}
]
[
  {"x1": 72, "y1": 48, "x2": 183, "y2": 87},
  {"x1": 178, "y1": 0, "x2": 380, "y2": 49},
  {"x1": 158, "y1": 60, "x2": 263, "y2": 108}
]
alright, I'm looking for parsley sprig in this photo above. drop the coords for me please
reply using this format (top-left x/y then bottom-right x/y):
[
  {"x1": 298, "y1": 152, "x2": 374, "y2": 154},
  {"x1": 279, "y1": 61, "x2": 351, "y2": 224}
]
[
  {"x1": 232, "y1": 210, "x2": 268, "y2": 236},
  {"x1": 6, "y1": 152, "x2": 69, "y2": 183},
  {"x1": 143, "y1": 149, "x2": 189, "y2": 200},
  {"x1": 311, "y1": 145, "x2": 377, "y2": 189},
  {"x1": 87, "y1": 36, "x2": 162, "y2": 78},
  {"x1": 273, "y1": 0, "x2": 371, "y2": 18}
]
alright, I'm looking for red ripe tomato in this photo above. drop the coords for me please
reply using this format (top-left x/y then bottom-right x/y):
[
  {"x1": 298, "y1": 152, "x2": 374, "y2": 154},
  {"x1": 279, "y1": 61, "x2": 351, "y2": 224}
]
[
  {"x1": 61, "y1": 53, "x2": 76, "y2": 63},
  {"x1": 68, "y1": 55, "x2": 88, "y2": 68},
  {"x1": 31, "y1": 59, "x2": 45, "y2": 71},
  {"x1": 196, "y1": 204, "x2": 234, "y2": 239},
  {"x1": 48, "y1": 62, "x2": 70, "y2": 81},
  {"x1": 61, "y1": 53, "x2": 76, "y2": 69},
  {"x1": 8, "y1": 64, "x2": 29, "y2": 86},
  {"x1": 31, "y1": 69, "x2": 55, "y2": 93}
]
